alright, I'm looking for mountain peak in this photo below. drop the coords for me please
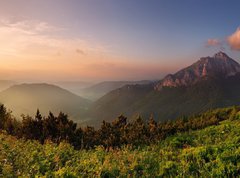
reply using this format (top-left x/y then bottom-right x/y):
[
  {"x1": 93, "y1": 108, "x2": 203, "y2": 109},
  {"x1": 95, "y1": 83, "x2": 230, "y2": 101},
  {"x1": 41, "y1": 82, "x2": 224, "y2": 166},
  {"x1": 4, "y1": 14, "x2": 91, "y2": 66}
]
[
  {"x1": 213, "y1": 51, "x2": 230, "y2": 60},
  {"x1": 155, "y1": 52, "x2": 240, "y2": 90}
]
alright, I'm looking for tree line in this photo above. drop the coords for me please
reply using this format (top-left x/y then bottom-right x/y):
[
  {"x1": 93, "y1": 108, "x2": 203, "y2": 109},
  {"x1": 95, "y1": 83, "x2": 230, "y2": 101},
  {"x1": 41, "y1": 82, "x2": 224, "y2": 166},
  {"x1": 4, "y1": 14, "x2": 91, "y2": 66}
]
[{"x1": 0, "y1": 104, "x2": 239, "y2": 150}]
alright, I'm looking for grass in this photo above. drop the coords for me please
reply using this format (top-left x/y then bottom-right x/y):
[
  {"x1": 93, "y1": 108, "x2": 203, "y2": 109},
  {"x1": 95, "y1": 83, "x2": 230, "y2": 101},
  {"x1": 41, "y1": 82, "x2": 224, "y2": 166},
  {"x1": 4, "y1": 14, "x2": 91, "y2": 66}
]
[{"x1": 1, "y1": 119, "x2": 240, "y2": 177}]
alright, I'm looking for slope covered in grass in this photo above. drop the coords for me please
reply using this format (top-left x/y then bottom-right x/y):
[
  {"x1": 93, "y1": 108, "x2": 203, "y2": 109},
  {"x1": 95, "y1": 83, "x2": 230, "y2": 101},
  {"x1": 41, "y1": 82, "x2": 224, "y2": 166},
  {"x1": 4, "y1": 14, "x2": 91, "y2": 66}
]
[{"x1": 1, "y1": 112, "x2": 240, "y2": 177}]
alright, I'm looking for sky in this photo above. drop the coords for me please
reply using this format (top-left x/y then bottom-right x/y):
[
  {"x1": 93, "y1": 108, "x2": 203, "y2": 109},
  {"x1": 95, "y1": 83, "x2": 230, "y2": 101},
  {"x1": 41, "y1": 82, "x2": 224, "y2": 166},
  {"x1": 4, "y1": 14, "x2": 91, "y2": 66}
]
[{"x1": 0, "y1": 0, "x2": 239, "y2": 82}]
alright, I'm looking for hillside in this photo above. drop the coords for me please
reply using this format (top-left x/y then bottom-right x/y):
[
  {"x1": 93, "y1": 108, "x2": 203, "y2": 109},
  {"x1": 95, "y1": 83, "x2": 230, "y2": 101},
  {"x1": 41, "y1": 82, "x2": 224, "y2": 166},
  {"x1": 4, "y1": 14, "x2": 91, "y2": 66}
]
[
  {"x1": 0, "y1": 80, "x2": 16, "y2": 91},
  {"x1": 79, "y1": 80, "x2": 153, "y2": 101},
  {"x1": 0, "y1": 83, "x2": 91, "y2": 122},
  {"x1": 0, "y1": 107, "x2": 240, "y2": 177},
  {"x1": 88, "y1": 52, "x2": 240, "y2": 124},
  {"x1": 54, "y1": 81, "x2": 93, "y2": 96}
]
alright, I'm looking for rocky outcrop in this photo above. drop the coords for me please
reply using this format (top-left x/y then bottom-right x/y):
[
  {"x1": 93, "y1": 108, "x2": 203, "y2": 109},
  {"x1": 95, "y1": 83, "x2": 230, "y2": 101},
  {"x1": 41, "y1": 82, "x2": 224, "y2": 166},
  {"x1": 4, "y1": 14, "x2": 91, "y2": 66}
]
[{"x1": 155, "y1": 52, "x2": 240, "y2": 90}]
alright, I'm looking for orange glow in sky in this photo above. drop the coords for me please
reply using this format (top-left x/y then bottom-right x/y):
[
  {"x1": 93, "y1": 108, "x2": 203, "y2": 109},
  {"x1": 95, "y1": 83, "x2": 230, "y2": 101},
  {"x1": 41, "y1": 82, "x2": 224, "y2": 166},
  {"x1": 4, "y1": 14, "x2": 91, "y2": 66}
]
[
  {"x1": 0, "y1": 0, "x2": 239, "y2": 82},
  {"x1": 0, "y1": 18, "x2": 178, "y2": 81}
]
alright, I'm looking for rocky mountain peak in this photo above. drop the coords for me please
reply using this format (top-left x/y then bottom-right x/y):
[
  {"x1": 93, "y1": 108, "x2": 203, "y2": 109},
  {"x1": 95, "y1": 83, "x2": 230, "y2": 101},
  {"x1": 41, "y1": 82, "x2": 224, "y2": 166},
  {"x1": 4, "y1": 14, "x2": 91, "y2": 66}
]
[
  {"x1": 213, "y1": 51, "x2": 230, "y2": 60},
  {"x1": 154, "y1": 52, "x2": 240, "y2": 90}
]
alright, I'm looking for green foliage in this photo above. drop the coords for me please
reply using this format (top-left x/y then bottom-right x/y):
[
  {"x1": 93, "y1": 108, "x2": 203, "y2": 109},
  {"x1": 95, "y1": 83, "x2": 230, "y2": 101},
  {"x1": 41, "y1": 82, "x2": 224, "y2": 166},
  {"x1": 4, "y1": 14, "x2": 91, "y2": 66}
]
[
  {"x1": 1, "y1": 104, "x2": 240, "y2": 177},
  {"x1": 1, "y1": 107, "x2": 240, "y2": 177},
  {"x1": 1, "y1": 104, "x2": 240, "y2": 150},
  {"x1": 168, "y1": 134, "x2": 195, "y2": 149},
  {"x1": 1, "y1": 104, "x2": 235, "y2": 150}
]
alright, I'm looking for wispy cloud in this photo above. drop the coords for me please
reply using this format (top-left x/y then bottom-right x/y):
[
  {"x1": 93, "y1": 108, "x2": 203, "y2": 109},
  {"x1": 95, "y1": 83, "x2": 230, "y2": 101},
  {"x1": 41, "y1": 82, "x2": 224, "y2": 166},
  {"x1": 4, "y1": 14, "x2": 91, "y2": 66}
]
[
  {"x1": 0, "y1": 18, "x2": 60, "y2": 35},
  {"x1": 76, "y1": 49, "x2": 86, "y2": 55},
  {"x1": 0, "y1": 18, "x2": 168, "y2": 81},
  {"x1": 228, "y1": 27, "x2": 240, "y2": 51},
  {"x1": 0, "y1": 18, "x2": 110, "y2": 58},
  {"x1": 206, "y1": 38, "x2": 221, "y2": 47}
]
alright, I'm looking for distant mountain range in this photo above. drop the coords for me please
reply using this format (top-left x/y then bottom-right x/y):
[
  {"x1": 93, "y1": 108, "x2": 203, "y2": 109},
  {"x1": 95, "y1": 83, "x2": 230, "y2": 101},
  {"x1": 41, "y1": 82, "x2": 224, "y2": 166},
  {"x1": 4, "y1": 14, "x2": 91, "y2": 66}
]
[
  {"x1": 0, "y1": 83, "x2": 90, "y2": 123},
  {"x1": 0, "y1": 80, "x2": 153, "y2": 123},
  {"x1": 54, "y1": 81, "x2": 93, "y2": 96},
  {"x1": 55, "y1": 80, "x2": 153, "y2": 101},
  {"x1": 87, "y1": 52, "x2": 240, "y2": 125},
  {"x1": 79, "y1": 80, "x2": 153, "y2": 101},
  {"x1": 1, "y1": 52, "x2": 240, "y2": 126},
  {"x1": 0, "y1": 80, "x2": 16, "y2": 91}
]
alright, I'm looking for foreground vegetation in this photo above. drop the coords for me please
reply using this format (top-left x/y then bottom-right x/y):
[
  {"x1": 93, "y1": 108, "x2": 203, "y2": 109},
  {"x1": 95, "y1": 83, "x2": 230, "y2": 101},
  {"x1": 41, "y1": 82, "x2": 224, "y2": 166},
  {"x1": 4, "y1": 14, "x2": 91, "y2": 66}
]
[
  {"x1": 0, "y1": 104, "x2": 238, "y2": 150},
  {"x1": 0, "y1": 105, "x2": 240, "y2": 177}
]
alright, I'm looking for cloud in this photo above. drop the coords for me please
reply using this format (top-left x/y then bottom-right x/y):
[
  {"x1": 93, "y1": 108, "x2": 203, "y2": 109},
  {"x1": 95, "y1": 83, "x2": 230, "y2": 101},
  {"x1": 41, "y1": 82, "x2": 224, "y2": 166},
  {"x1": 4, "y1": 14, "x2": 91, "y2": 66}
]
[
  {"x1": 206, "y1": 27, "x2": 240, "y2": 51},
  {"x1": 228, "y1": 27, "x2": 240, "y2": 51},
  {"x1": 76, "y1": 49, "x2": 86, "y2": 55},
  {"x1": 0, "y1": 18, "x2": 140, "y2": 81},
  {"x1": 0, "y1": 18, "x2": 110, "y2": 59},
  {"x1": 0, "y1": 18, "x2": 61, "y2": 35},
  {"x1": 206, "y1": 38, "x2": 221, "y2": 47},
  {"x1": 0, "y1": 17, "x2": 168, "y2": 81}
]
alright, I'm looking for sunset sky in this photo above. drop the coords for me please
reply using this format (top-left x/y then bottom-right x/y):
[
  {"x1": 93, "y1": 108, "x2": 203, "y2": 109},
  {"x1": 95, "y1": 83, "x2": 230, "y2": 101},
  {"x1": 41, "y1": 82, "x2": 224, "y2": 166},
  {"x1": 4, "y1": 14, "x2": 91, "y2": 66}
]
[{"x1": 0, "y1": 0, "x2": 240, "y2": 82}]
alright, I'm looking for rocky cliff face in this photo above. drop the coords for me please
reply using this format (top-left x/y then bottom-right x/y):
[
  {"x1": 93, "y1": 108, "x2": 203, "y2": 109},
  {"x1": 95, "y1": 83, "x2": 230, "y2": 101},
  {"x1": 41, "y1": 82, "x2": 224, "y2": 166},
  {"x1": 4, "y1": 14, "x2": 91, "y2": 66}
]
[{"x1": 155, "y1": 52, "x2": 240, "y2": 90}]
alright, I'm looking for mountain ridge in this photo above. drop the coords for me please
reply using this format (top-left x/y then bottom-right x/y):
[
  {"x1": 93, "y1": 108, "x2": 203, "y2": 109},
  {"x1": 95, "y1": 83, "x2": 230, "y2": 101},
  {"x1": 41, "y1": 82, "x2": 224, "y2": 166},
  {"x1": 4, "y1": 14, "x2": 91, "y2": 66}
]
[
  {"x1": 88, "y1": 52, "x2": 240, "y2": 125},
  {"x1": 79, "y1": 80, "x2": 153, "y2": 101},
  {"x1": 0, "y1": 83, "x2": 91, "y2": 123},
  {"x1": 154, "y1": 51, "x2": 240, "y2": 90}
]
